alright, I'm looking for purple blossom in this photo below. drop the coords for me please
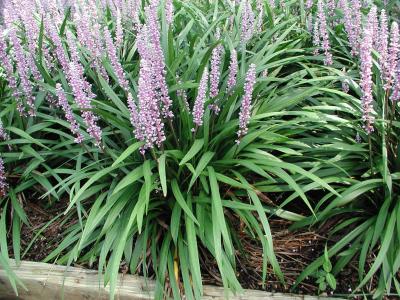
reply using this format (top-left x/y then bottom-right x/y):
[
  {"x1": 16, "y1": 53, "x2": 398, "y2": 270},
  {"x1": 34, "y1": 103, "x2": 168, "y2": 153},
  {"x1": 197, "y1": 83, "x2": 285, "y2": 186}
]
[
  {"x1": 369, "y1": 6, "x2": 379, "y2": 50},
  {"x1": 134, "y1": 58, "x2": 166, "y2": 152},
  {"x1": 177, "y1": 79, "x2": 190, "y2": 111},
  {"x1": 55, "y1": 83, "x2": 84, "y2": 144},
  {"x1": 342, "y1": 69, "x2": 350, "y2": 93},
  {"x1": 241, "y1": 0, "x2": 255, "y2": 44},
  {"x1": 313, "y1": 18, "x2": 320, "y2": 55},
  {"x1": 384, "y1": 22, "x2": 399, "y2": 91},
  {"x1": 192, "y1": 68, "x2": 209, "y2": 128},
  {"x1": 378, "y1": 10, "x2": 388, "y2": 84},
  {"x1": 262, "y1": 69, "x2": 268, "y2": 77},
  {"x1": 306, "y1": 0, "x2": 313, "y2": 10},
  {"x1": 143, "y1": 2, "x2": 174, "y2": 119},
  {"x1": 166, "y1": 0, "x2": 174, "y2": 25},
  {"x1": 11, "y1": 1, "x2": 41, "y2": 82},
  {"x1": 342, "y1": 80, "x2": 350, "y2": 93},
  {"x1": 115, "y1": 9, "x2": 124, "y2": 49},
  {"x1": 0, "y1": 119, "x2": 9, "y2": 142},
  {"x1": 67, "y1": 60, "x2": 102, "y2": 147},
  {"x1": 227, "y1": 49, "x2": 238, "y2": 93},
  {"x1": 45, "y1": 17, "x2": 69, "y2": 72},
  {"x1": 104, "y1": 26, "x2": 130, "y2": 91},
  {"x1": 343, "y1": 0, "x2": 362, "y2": 56},
  {"x1": 391, "y1": 63, "x2": 400, "y2": 102},
  {"x1": 0, "y1": 158, "x2": 7, "y2": 198},
  {"x1": 355, "y1": 132, "x2": 362, "y2": 143},
  {"x1": 8, "y1": 27, "x2": 36, "y2": 116},
  {"x1": 0, "y1": 36, "x2": 20, "y2": 109},
  {"x1": 66, "y1": 31, "x2": 96, "y2": 100},
  {"x1": 359, "y1": 12, "x2": 375, "y2": 134},
  {"x1": 210, "y1": 29, "x2": 223, "y2": 98},
  {"x1": 316, "y1": 0, "x2": 332, "y2": 65},
  {"x1": 256, "y1": 0, "x2": 264, "y2": 32},
  {"x1": 237, "y1": 64, "x2": 256, "y2": 143},
  {"x1": 208, "y1": 104, "x2": 220, "y2": 115},
  {"x1": 307, "y1": 14, "x2": 313, "y2": 33},
  {"x1": 268, "y1": 0, "x2": 275, "y2": 10},
  {"x1": 127, "y1": 92, "x2": 142, "y2": 141}
]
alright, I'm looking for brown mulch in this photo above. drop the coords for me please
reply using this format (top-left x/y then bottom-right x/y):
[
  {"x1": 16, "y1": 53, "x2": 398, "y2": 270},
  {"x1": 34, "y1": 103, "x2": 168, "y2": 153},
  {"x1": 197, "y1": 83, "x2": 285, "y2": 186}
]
[{"x1": 4, "y1": 196, "x2": 397, "y2": 299}]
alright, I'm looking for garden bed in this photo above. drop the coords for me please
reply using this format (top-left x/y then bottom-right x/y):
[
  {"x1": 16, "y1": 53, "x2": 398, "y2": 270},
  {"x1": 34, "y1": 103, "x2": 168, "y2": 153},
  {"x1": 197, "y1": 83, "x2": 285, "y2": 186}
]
[{"x1": 6, "y1": 197, "x2": 363, "y2": 297}]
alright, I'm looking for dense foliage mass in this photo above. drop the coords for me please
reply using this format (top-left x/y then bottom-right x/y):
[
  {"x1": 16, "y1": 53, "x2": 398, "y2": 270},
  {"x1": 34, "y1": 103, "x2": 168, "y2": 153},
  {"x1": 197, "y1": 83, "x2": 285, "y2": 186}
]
[{"x1": 0, "y1": 0, "x2": 399, "y2": 299}]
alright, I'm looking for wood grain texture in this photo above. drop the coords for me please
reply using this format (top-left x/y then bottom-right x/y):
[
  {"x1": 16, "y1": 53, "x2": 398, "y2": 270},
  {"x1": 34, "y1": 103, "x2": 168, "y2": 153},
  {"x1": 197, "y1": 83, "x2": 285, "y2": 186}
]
[{"x1": 0, "y1": 260, "x2": 341, "y2": 300}]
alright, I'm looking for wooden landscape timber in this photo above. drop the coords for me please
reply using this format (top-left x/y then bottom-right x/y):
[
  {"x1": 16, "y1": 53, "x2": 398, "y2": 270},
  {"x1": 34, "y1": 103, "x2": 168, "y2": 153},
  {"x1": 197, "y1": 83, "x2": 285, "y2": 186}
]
[{"x1": 0, "y1": 260, "x2": 342, "y2": 300}]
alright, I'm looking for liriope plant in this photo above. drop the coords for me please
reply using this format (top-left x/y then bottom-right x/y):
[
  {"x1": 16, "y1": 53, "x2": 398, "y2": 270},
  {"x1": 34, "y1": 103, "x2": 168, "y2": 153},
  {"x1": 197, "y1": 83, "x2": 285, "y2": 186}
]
[
  {"x1": 293, "y1": 1, "x2": 400, "y2": 298},
  {"x1": 0, "y1": 0, "x2": 367, "y2": 299}
]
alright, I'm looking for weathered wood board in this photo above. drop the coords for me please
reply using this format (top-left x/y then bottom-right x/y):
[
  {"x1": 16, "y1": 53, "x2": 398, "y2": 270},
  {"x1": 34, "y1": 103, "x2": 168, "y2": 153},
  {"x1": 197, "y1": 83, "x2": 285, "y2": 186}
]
[{"x1": 0, "y1": 260, "x2": 341, "y2": 300}]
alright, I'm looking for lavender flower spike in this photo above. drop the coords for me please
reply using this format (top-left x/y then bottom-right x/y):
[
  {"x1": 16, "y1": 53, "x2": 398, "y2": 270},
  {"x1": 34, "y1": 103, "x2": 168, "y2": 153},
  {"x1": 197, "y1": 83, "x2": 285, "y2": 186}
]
[
  {"x1": 210, "y1": 28, "x2": 223, "y2": 98},
  {"x1": 136, "y1": 58, "x2": 165, "y2": 151},
  {"x1": 378, "y1": 10, "x2": 388, "y2": 83},
  {"x1": 227, "y1": 49, "x2": 238, "y2": 93},
  {"x1": 359, "y1": 16, "x2": 375, "y2": 134},
  {"x1": 55, "y1": 83, "x2": 84, "y2": 144},
  {"x1": 192, "y1": 68, "x2": 209, "y2": 128},
  {"x1": 0, "y1": 36, "x2": 20, "y2": 112},
  {"x1": 237, "y1": 64, "x2": 256, "y2": 143},
  {"x1": 68, "y1": 61, "x2": 103, "y2": 147},
  {"x1": 391, "y1": 64, "x2": 400, "y2": 102},
  {"x1": 241, "y1": 0, "x2": 255, "y2": 44},
  {"x1": 0, "y1": 119, "x2": 9, "y2": 142},
  {"x1": 144, "y1": 2, "x2": 174, "y2": 119},
  {"x1": 384, "y1": 22, "x2": 399, "y2": 91},
  {"x1": 104, "y1": 26, "x2": 129, "y2": 91},
  {"x1": 115, "y1": 9, "x2": 124, "y2": 49},
  {"x1": 312, "y1": 18, "x2": 320, "y2": 55},
  {"x1": 166, "y1": 0, "x2": 174, "y2": 25},
  {"x1": 0, "y1": 158, "x2": 7, "y2": 197},
  {"x1": 317, "y1": 0, "x2": 332, "y2": 65}
]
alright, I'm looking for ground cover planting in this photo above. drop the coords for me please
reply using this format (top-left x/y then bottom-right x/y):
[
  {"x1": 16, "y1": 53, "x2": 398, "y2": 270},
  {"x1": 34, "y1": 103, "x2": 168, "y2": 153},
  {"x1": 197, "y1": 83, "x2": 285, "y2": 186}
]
[{"x1": 0, "y1": 0, "x2": 399, "y2": 299}]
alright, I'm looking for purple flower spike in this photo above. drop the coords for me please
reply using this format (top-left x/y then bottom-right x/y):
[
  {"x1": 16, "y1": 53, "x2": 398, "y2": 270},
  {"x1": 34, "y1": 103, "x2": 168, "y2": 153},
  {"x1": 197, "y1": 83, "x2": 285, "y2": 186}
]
[
  {"x1": 0, "y1": 36, "x2": 21, "y2": 112},
  {"x1": 210, "y1": 29, "x2": 223, "y2": 98},
  {"x1": 67, "y1": 61, "x2": 102, "y2": 147},
  {"x1": 369, "y1": 6, "x2": 379, "y2": 50},
  {"x1": 192, "y1": 68, "x2": 209, "y2": 128},
  {"x1": 343, "y1": 0, "x2": 362, "y2": 56},
  {"x1": 177, "y1": 79, "x2": 190, "y2": 111},
  {"x1": 256, "y1": 0, "x2": 264, "y2": 32},
  {"x1": 9, "y1": 27, "x2": 36, "y2": 116},
  {"x1": 0, "y1": 158, "x2": 8, "y2": 198},
  {"x1": 55, "y1": 83, "x2": 84, "y2": 144},
  {"x1": 316, "y1": 0, "x2": 332, "y2": 65},
  {"x1": 227, "y1": 49, "x2": 238, "y2": 93},
  {"x1": 268, "y1": 0, "x2": 275, "y2": 10},
  {"x1": 135, "y1": 58, "x2": 166, "y2": 151},
  {"x1": 391, "y1": 63, "x2": 400, "y2": 102},
  {"x1": 384, "y1": 22, "x2": 399, "y2": 91},
  {"x1": 241, "y1": 0, "x2": 255, "y2": 44},
  {"x1": 313, "y1": 18, "x2": 320, "y2": 55},
  {"x1": 115, "y1": 9, "x2": 124, "y2": 49},
  {"x1": 378, "y1": 10, "x2": 388, "y2": 83},
  {"x1": 0, "y1": 119, "x2": 9, "y2": 142},
  {"x1": 359, "y1": 12, "x2": 375, "y2": 134},
  {"x1": 237, "y1": 64, "x2": 256, "y2": 143},
  {"x1": 166, "y1": 0, "x2": 174, "y2": 25},
  {"x1": 145, "y1": 2, "x2": 173, "y2": 119},
  {"x1": 104, "y1": 26, "x2": 129, "y2": 91}
]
